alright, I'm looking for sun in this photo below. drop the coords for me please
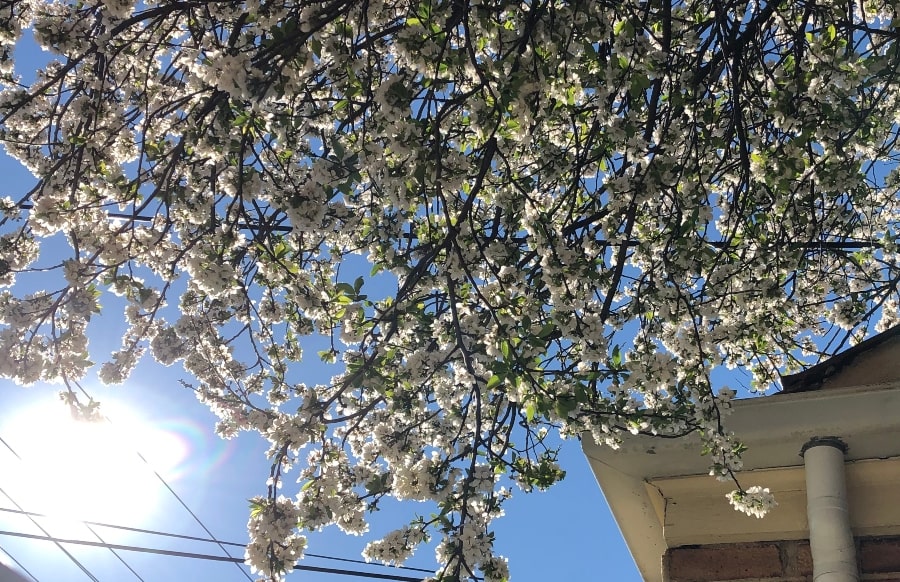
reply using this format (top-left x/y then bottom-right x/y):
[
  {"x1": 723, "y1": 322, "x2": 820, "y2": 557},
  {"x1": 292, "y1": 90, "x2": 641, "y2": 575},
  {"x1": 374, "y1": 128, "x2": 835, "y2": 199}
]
[{"x1": 0, "y1": 395, "x2": 188, "y2": 526}]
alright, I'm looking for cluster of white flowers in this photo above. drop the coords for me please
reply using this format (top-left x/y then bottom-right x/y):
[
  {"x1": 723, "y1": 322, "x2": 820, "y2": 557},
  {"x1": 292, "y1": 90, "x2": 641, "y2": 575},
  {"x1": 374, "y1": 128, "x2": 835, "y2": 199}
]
[
  {"x1": 2, "y1": 0, "x2": 900, "y2": 578},
  {"x1": 727, "y1": 486, "x2": 778, "y2": 519},
  {"x1": 245, "y1": 496, "x2": 307, "y2": 579},
  {"x1": 362, "y1": 526, "x2": 427, "y2": 566},
  {"x1": 97, "y1": 345, "x2": 144, "y2": 385}
]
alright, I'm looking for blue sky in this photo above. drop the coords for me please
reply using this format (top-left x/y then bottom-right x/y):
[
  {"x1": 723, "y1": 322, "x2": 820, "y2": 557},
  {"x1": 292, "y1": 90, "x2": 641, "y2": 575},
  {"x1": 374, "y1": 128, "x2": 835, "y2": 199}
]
[
  {"x1": 0, "y1": 20, "x2": 646, "y2": 582},
  {"x1": 0, "y1": 96, "x2": 641, "y2": 582},
  {"x1": 0, "y1": 365, "x2": 640, "y2": 581}
]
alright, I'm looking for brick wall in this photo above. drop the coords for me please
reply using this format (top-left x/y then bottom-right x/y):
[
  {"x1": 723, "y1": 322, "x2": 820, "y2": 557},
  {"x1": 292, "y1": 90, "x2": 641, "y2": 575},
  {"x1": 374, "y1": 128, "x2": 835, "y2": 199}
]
[{"x1": 665, "y1": 536, "x2": 900, "y2": 582}]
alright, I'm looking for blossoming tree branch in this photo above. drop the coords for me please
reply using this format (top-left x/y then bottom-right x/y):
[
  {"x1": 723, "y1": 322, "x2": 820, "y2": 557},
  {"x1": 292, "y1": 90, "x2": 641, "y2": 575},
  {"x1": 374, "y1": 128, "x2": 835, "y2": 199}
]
[{"x1": 1, "y1": 0, "x2": 899, "y2": 579}]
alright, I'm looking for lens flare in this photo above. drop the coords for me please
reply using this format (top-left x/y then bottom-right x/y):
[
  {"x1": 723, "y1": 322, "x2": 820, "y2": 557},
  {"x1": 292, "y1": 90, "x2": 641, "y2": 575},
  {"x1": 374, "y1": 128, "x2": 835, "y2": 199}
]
[{"x1": 1, "y1": 397, "x2": 188, "y2": 525}]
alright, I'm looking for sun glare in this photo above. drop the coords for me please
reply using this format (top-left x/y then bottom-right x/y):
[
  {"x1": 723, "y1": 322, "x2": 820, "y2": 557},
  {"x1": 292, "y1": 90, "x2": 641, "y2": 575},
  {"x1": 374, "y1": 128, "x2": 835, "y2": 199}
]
[{"x1": 1, "y1": 397, "x2": 188, "y2": 527}]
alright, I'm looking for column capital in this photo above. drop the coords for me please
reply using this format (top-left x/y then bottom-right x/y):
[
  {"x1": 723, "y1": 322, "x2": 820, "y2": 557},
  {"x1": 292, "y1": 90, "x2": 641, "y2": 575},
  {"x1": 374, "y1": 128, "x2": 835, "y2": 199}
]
[{"x1": 800, "y1": 436, "x2": 848, "y2": 457}]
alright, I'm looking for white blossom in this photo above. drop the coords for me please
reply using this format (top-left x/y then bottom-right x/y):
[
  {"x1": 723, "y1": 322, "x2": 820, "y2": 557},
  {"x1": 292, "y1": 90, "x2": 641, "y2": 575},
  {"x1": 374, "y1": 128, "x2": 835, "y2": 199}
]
[
  {"x1": 727, "y1": 486, "x2": 778, "y2": 519},
  {"x1": 1, "y1": 0, "x2": 899, "y2": 578}
]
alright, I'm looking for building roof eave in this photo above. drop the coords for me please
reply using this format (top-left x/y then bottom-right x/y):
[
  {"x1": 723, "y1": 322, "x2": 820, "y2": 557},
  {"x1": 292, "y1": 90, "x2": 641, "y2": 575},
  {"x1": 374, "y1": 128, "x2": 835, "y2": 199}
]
[{"x1": 582, "y1": 381, "x2": 900, "y2": 581}]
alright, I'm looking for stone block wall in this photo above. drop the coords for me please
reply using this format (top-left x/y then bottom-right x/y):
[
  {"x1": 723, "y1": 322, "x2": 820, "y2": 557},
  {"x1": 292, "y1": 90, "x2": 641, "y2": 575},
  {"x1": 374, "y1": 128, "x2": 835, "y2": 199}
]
[{"x1": 665, "y1": 536, "x2": 900, "y2": 582}]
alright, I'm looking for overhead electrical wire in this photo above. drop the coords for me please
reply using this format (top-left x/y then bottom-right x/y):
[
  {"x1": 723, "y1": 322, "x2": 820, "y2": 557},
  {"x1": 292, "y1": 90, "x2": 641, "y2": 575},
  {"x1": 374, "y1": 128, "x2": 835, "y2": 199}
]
[
  {"x1": 80, "y1": 522, "x2": 146, "y2": 581},
  {"x1": 0, "y1": 487, "x2": 99, "y2": 582},
  {"x1": 123, "y1": 443, "x2": 255, "y2": 581},
  {"x1": 48, "y1": 384, "x2": 259, "y2": 582},
  {"x1": 0, "y1": 543, "x2": 40, "y2": 582},
  {"x1": 2, "y1": 422, "x2": 252, "y2": 581},
  {"x1": 0, "y1": 436, "x2": 100, "y2": 582},
  {"x1": 1, "y1": 433, "x2": 145, "y2": 581},
  {"x1": 0, "y1": 530, "x2": 431, "y2": 582},
  {"x1": 0, "y1": 507, "x2": 249, "y2": 548},
  {"x1": 11, "y1": 201, "x2": 886, "y2": 249},
  {"x1": 0, "y1": 507, "x2": 435, "y2": 576},
  {"x1": 1, "y1": 373, "x2": 436, "y2": 581},
  {"x1": 13, "y1": 384, "x2": 257, "y2": 582},
  {"x1": 2, "y1": 413, "x2": 441, "y2": 580},
  {"x1": 14, "y1": 201, "x2": 293, "y2": 233}
]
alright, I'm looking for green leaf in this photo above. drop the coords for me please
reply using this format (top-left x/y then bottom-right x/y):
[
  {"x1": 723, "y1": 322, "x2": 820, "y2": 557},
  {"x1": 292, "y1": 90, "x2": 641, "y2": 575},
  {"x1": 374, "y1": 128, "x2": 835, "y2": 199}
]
[
  {"x1": 248, "y1": 499, "x2": 266, "y2": 518},
  {"x1": 613, "y1": 20, "x2": 632, "y2": 36},
  {"x1": 231, "y1": 112, "x2": 249, "y2": 128},
  {"x1": 137, "y1": 288, "x2": 154, "y2": 306},
  {"x1": 365, "y1": 474, "x2": 389, "y2": 494},
  {"x1": 630, "y1": 74, "x2": 652, "y2": 99},
  {"x1": 416, "y1": 1, "x2": 431, "y2": 20},
  {"x1": 336, "y1": 282, "x2": 355, "y2": 296},
  {"x1": 612, "y1": 345, "x2": 622, "y2": 368},
  {"x1": 555, "y1": 396, "x2": 577, "y2": 418},
  {"x1": 537, "y1": 323, "x2": 557, "y2": 339},
  {"x1": 486, "y1": 375, "x2": 502, "y2": 390}
]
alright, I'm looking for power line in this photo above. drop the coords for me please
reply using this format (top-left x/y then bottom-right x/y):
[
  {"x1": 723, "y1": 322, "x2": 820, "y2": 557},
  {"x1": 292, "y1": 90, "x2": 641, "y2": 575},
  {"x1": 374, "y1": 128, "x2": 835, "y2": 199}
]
[
  {"x1": 98, "y1": 415, "x2": 256, "y2": 582},
  {"x1": 0, "y1": 487, "x2": 99, "y2": 582},
  {"x1": 4, "y1": 406, "x2": 254, "y2": 582},
  {"x1": 0, "y1": 394, "x2": 438, "y2": 580},
  {"x1": 0, "y1": 435, "x2": 99, "y2": 581},
  {"x1": 0, "y1": 543, "x2": 39, "y2": 582},
  {"x1": 10, "y1": 202, "x2": 889, "y2": 250},
  {"x1": 0, "y1": 531, "x2": 429, "y2": 582},
  {"x1": 0, "y1": 437, "x2": 20, "y2": 462},
  {"x1": 0, "y1": 434, "x2": 144, "y2": 580},
  {"x1": 0, "y1": 508, "x2": 435, "y2": 575},
  {"x1": 2, "y1": 415, "x2": 438, "y2": 578},
  {"x1": 0, "y1": 507, "x2": 245, "y2": 547},
  {"x1": 94, "y1": 412, "x2": 435, "y2": 579},
  {"x1": 80, "y1": 523, "x2": 145, "y2": 581},
  {"x1": 2, "y1": 423, "x2": 250, "y2": 581},
  {"x1": 14, "y1": 202, "x2": 293, "y2": 233}
]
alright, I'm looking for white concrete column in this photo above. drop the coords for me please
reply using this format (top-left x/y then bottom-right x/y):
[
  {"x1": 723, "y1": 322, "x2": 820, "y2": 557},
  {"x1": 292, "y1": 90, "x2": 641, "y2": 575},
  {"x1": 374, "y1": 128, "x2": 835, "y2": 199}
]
[{"x1": 802, "y1": 437, "x2": 858, "y2": 582}]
